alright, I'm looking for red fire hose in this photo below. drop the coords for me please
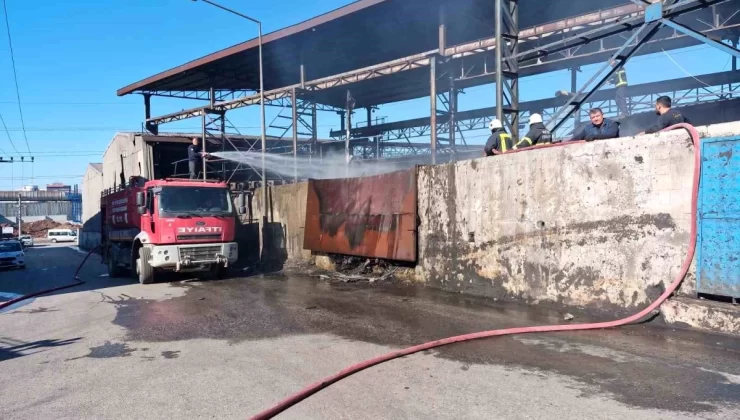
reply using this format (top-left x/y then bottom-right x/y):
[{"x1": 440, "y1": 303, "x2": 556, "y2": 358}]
[
  {"x1": 249, "y1": 123, "x2": 701, "y2": 419},
  {"x1": 0, "y1": 246, "x2": 98, "y2": 311}
]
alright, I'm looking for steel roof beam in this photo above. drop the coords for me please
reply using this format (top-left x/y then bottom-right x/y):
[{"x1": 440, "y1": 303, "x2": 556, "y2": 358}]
[{"x1": 144, "y1": 0, "x2": 731, "y2": 127}]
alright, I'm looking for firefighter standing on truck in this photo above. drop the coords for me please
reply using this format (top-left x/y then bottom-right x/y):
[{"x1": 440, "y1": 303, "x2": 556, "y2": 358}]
[
  {"x1": 514, "y1": 113, "x2": 552, "y2": 150},
  {"x1": 608, "y1": 61, "x2": 629, "y2": 117},
  {"x1": 483, "y1": 118, "x2": 512, "y2": 156},
  {"x1": 188, "y1": 137, "x2": 210, "y2": 180}
]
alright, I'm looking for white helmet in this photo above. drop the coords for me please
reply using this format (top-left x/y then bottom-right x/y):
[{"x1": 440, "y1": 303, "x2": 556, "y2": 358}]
[
  {"x1": 529, "y1": 113, "x2": 543, "y2": 125},
  {"x1": 489, "y1": 119, "x2": 503, "y2": 130}
]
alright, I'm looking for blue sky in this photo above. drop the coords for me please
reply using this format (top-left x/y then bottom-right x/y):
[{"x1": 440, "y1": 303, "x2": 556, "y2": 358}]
[{"x1": 0, "y1": 0, "x2": 733, "y2": 190}]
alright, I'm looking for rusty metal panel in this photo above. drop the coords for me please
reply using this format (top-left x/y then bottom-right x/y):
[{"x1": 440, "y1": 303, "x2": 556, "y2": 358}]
[{"x1": 304, "y1": 169, "x2": 417, "y2": 262}]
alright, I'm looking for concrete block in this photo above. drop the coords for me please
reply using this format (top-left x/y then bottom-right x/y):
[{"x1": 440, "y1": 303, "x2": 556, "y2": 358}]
[
  {"x1": 662, "y1": 297, "x2": 740, "y2": 336},
  {"x1": 651, "y1": 158, "x2": 672, "y2": 176}
]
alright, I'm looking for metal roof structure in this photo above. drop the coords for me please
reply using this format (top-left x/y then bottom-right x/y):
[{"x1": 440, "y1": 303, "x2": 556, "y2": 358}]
[
  {"x1": 119, "y1": 0, "x2": 640, "y2": 97},
  {"x1": 117, "y1": 0, "x2": 740, "y2": 185}
]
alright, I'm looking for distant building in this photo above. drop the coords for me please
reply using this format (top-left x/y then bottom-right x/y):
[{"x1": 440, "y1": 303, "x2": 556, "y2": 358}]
[
  {"x1": 22, "y1": 185, "x2": 39, "y2": 192},
  {"x1": 46, "y1": 183, "x2": 71, "y2": 193}
]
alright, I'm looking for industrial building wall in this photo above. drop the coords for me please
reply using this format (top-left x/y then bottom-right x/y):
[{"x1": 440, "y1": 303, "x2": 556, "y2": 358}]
[
  {"x1": 82, "y1": 165, "x2": 103, "y2": 229},
  {"x1": 80, "y1": 164, "x2": 104, "y2": 250},
  {"x1": 101, "y1": 132, "x2": 149, "y2": 192}
]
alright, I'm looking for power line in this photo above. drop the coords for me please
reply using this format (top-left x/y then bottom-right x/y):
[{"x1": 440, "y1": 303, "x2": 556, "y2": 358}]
[
  {"x1": 0, "y1": 101, "x2": 140, "y2": 106},
  {"x1": 0, "y1": 113, "x2": 20, "y2": 155},
  {"x1": 2, "y1": 0, "x2": 31, "y2": 155},
  {"x1": 0, "y1": 175, "x2": 82, "y2": 180}
]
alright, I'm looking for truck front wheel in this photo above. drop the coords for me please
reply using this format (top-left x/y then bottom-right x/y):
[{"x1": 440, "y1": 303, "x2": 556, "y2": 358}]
[
  {"x1": 137, "y1": 247, "x2": 155, "y2": 284},
  {"x1": 211, "y1": 263, "x2": 226, "y2": 280}
]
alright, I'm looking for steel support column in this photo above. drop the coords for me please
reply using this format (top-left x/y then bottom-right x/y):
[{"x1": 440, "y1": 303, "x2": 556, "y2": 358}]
[
  {"x1": 144, "y1": 94, "x2": 157, "y2": 135},
  {"x1": 449, "y1": 75, "x2": 457, "y2": 151},
  {"x1": 495, "y1": 0, "x2": 519, "y2": 138},
  {"x1": 571, "y1": 67, "x2": 580, "y2": 126},
  {"x1": 430, "y1": 57, "x2": 438, "y2": 164},
  {"x1": 292, "y1": 88, "x2": 298, "y2": 182},
  {"x1": 201, "y1": 113, "x2": 208, "y2": 180},
  {"x1": 345, "y1": 90, "x2": 352, "y2": 164}
]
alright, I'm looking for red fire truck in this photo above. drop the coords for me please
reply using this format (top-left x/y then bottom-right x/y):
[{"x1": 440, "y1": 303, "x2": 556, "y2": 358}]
[{"x1": 101, "y1": 177, "x2": 238, "y2": 284}]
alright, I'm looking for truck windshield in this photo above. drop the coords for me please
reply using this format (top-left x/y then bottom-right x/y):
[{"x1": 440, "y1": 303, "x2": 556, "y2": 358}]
[{"x1": 158, "y1": 187, "x2": 233, "y2": 217}]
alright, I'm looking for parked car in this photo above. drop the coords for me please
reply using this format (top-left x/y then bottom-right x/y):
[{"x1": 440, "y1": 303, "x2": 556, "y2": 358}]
[
  {"x1": 18, "y1": 235, "x2": 33, "y2": 247},
  {"x1": 47, "y1": 229, "x2": 77, "y2": 243},
  {"x1": 0, "y1": 240, "x2": 25, "y2": 269}
]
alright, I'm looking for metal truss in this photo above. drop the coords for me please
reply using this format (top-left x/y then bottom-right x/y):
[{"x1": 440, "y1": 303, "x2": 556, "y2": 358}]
[
  {"x1": 140, "y1": 90, "x2": 254, "y2": 101},
  {"x1": 265, "y1": 96, "x2": 341, "y2": 112},
  {"x1": 548, "y1": 0, "x2": 740, "y2": 132},
  {"x1": 495, "y1": 0, "x2": 520, "y2": 138},
  {"x1": 142, "y1": 0, "x2": 737, "y2": 137},
  {"x1": 336, "y1": 70, "x2": 740, "y2": 145}
]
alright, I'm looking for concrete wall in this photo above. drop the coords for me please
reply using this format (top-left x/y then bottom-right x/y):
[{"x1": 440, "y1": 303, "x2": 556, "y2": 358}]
[
  {"x1": 248, "y1": 182, "x2": 311, "y2": 263},
  {"x1": 416, "y1": 127, "x2": 704, "y2": 310},
  {"x1": 82, "y1": 164, "x2": 103, "y2": 231}
]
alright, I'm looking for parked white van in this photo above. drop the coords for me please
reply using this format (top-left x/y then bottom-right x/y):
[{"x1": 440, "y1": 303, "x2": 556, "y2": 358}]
[{"x1": 47, "y1": 229, "x2": 77, "y2": 243}]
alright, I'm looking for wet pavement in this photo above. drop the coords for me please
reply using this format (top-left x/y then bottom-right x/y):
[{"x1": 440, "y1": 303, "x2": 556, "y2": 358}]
[{"x1": 1, "y1": 246, "x2": 739, "y2": 419}]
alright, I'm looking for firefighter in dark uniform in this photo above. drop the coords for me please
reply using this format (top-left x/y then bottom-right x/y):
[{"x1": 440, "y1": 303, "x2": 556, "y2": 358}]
[
  {"x1": 609, "y1": 61, "x2": 629, "y2": 117},
  {"x1": 514, "y1": 113, "x2": 552, "y2": 150},
  {"x1": 188, "y1": 137, "x2": 210, "y2": 180},
  {"x1": 483, "y1": 118, "x2": 512, "y2": 156}
]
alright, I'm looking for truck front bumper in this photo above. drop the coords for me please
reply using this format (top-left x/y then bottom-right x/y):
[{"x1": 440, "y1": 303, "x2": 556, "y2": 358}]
[{"x1": 148, "y1": 242, "x2": 238, "y2": 271}]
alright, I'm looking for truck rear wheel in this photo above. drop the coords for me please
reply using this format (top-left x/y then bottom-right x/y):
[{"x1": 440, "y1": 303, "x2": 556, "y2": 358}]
[
  {"x1": 108, "y1": 255, "x2": 123, "y2": 278},
  {"x1": 137, "y1": 247, "x2": 155, "y2": 284}
]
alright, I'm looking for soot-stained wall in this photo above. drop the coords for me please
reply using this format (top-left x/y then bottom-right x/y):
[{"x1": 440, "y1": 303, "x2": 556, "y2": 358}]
[{"x1": 416, "y1": 128, "x2": 704, "y2": 309}]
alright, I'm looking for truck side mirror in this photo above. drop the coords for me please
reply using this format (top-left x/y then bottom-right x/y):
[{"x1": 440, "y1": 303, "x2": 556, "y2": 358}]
[
  {"x1": 136, "y1": 191, "x2": 145, "y2": 206},
  {"x1": 137, "y1": 206, "x2": 146, "y2": 215}
]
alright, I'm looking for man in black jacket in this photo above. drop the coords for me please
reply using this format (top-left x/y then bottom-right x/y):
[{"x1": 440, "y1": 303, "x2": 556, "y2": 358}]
[
  {"x1": 483, "y1": 118, "x2": 513, "y2": 156},
  {"x1": 571, "y1": 108, "x2": 620, "y2": 142},
  {"x1": 644, "y1": 96, "x2": 690, "y2": 134},
  {"x1": 188, "y1": 137, "x2": 210, "y2": 179},
  {"x1": 514, "y1": 113, "x2": 552, "y2": 149}
]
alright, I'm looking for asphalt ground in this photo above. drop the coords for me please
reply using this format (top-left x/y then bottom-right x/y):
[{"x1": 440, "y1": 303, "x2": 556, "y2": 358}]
[{"x1": 1, "y1": 245, "x2": 739, "y2": 419}]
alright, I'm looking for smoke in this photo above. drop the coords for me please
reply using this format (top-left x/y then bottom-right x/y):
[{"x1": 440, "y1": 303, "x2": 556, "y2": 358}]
[{"x1": 211, "y1": 149, "x2": 481, "y2": 180}]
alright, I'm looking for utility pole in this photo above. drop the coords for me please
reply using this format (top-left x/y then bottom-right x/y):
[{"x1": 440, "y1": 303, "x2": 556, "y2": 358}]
[{"x1": 17, "y1": 194, "x2": 22, "y2": 236}]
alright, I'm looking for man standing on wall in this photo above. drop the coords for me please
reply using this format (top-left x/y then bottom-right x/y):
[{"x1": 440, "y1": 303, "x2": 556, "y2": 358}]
[{"x1": 188, "y1": 137, "x2": 210, "y2": 180}]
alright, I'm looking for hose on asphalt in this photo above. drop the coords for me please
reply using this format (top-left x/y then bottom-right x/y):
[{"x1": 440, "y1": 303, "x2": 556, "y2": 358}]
[
  {"x1": 0, "y1": 245, "x2": 100, "y2": 311},
  {"x1": 249, "y1": 123, "x2": 701, "y2": 419}
]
